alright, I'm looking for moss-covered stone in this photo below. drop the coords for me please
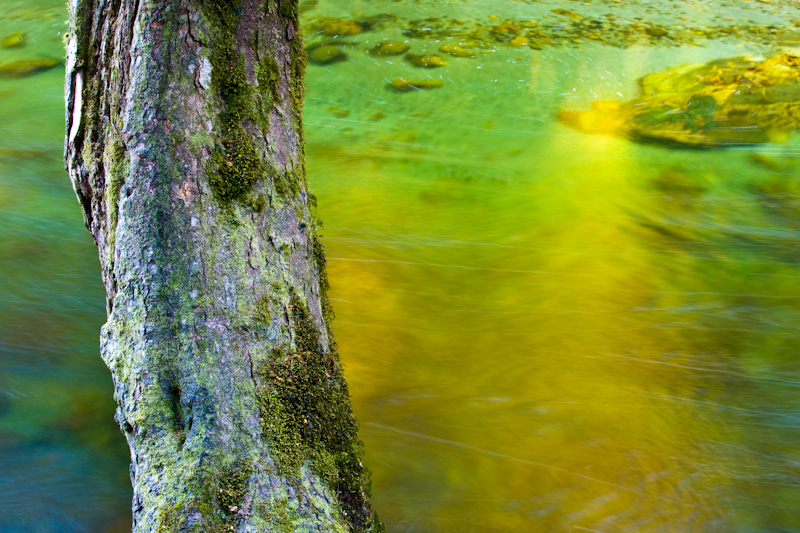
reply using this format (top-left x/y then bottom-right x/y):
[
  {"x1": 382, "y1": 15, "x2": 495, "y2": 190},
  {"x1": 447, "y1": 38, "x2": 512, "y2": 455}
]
[{"x1": 559, "y1": 53, "x2": 800, "y2": 148}]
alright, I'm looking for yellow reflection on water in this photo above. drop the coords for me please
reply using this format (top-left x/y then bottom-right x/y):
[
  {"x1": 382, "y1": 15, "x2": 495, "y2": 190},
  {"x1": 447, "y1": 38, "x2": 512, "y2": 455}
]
[{"x1": 303, "y1": 1, "x2": 800, "y2": 530}]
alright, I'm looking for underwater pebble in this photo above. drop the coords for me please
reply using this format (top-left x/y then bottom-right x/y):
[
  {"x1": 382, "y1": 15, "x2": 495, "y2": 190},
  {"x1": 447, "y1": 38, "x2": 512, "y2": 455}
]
[
  {"x1": 406, "y1": 54, "x2": 447, "y2": 68},
  {"x1": 319, "y1": 19, "x2": 362, "y2": 36},
  {"x1": 369, "y1": 40, "x2": 410, "y2": 56},
  {"x1": 1, "y1": 32, "x2": 25, "y2": 49},
  {"x1": 492, "y1": 22, "x2": 522, "y2": 34},
  {"x1": 551, "y1": 9, "x2": 583, "y2": 20},
  {"x1": 438, "y1": 44, "x2": 477, "y2": 58},
  {"x1": 307, "y1": 45, "x2": 346, "y2": 65},
  {"x1": 388, "y1": 78, "x2": 444, "y2": 92},
  {"x1": 0, "y1": 58, "x2": 59, "y2": 78},
  {"x1": 509, "y1": 35, "x2": 530, "y2": 47},
  {"x1": 645, "y1": 26, "x2": 669, "y2": 38}
]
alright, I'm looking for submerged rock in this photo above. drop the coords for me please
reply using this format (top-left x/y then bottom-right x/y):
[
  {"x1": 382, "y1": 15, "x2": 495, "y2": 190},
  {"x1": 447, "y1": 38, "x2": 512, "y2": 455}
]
[
  {"x1": 508, "y1": 35, "x2": 530, "y2": 47},
  {"x1": 299, "y1": 0, "x2": 318, "y2": 12},
  {"x1": 317, "y1": 19, "x2": 363, "y2": 37},
  {"x1": 406, "y1": 54, "x2": 447, "y2": 68},
  {"x1": 1, "y1": 32, "x2": 26, "y2": 49},
  {"x1": 558, "y1": 54, "x2": 800, "y2": 148},
  {"x1": 438, "y1": 44, "x2": 477, "y2": 58},
  {"x1": 0, "y1": 58, "x2": 60, "y2": 78},
  {"x1": 307, "y1": 45, "x2": 346, "y2": 65},
  {"x1": 551, "y1": 9, "x2": 583, "y2": 20},
  {"x1": 388, "y1": 78, "x2": 443, "y2": 92},
  {"x1": 369, "y1": 40, "x2": 410, "y2": 56}
]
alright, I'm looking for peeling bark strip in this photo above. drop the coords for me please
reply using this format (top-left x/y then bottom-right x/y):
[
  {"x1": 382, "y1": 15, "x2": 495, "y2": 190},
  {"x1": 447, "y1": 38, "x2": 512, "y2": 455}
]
[{"x1": 64, "y1": 1, "x2": 381, "y2": 531}]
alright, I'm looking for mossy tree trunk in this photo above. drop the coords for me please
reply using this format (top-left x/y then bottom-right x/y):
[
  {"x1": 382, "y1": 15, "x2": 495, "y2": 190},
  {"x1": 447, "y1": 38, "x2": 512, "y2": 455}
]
[{"x1": 64, "y1": 0, "x2": 380, "y2": 530}]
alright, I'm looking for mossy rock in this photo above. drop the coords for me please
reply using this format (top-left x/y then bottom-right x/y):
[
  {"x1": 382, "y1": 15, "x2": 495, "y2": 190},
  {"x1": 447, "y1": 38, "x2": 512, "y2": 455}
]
[
  {"x1": 388, "y1": 78, "x2": 443, "y2": 92},
  {"x1": 438, "y1": 44, "x2": 476, "y2": 58},
  {"x1": 369, "y1": 40, "x2": 410, "y2": 56},
  {"x1": 308, "y1": 44, "x2": 346, "y2": 65},
  {"x1": 406, "y1": 54, "x2": 447, "y2": 68},
  {"x1": 1, "y1": 32, "x2": 25, "y2": 49},
  {"x1": 0, "y1": 58, "x2": 59, "y2": 78},
  {"x1": 559, "y1": 53, "x2": 800, "y2": 148},
  {"x1": 316, "y1": 19, "x2": 363, "y2": 37}
]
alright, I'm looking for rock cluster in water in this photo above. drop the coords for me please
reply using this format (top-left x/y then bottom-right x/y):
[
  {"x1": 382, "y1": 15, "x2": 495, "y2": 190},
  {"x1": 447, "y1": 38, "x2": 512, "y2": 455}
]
[
  {"x1": 303, "y1": 8, "x2": 800, "y2": 94},
  {"x1": 558, "y1": 53, "x2": 800, "y2": 148}
]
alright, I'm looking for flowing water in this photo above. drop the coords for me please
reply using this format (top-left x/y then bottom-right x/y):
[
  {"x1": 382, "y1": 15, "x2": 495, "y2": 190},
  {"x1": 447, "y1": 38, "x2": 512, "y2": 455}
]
[{"x1": 3, "y1": 0, "x2": 800, "y2": 531}]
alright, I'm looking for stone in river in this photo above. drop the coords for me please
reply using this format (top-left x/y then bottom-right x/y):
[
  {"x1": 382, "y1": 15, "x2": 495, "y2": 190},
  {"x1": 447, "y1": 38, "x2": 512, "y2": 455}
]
[{"x1": 558, "y1": 54, "x2": 800, "y2": 148}]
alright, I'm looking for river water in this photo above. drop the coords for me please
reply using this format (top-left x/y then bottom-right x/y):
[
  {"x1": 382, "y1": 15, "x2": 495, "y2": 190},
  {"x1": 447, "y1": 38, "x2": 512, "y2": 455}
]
[{"x1": 3, "y1": 0, "x2": 800, "y2": 531}]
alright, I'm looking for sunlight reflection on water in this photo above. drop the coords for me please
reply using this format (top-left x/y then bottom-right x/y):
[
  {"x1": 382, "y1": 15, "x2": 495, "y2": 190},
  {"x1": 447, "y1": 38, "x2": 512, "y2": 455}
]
[{"x1": 304, "y1": 0, "x2": 800, "y2": 530}]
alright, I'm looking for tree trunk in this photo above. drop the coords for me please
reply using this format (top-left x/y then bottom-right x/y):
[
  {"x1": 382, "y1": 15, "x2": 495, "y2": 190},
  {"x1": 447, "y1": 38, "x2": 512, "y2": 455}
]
[{"x1": 64, "y1": 1, "x2": 380, "y2": 530}]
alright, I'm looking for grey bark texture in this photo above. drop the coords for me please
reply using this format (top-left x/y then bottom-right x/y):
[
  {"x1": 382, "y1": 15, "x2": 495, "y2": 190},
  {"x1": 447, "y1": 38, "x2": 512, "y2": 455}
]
[{"x1": 64, "y1": 0, "x2": 381, "y2": 531}]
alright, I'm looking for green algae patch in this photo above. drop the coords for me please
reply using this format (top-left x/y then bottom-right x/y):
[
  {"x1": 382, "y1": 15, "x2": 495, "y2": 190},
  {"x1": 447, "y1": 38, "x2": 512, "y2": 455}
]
[
  {"x1": 256, "y1": 293, "x2": 377, "y2": 531},
  {"x1": 559, "y1": 53, "x2": 800, "y2": 148}
]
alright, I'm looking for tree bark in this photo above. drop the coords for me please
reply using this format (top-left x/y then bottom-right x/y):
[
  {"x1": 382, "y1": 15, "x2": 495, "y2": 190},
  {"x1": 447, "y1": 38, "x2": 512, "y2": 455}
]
[{"x1": 64, "y1": 1, "x2": 380, "y2": 530}]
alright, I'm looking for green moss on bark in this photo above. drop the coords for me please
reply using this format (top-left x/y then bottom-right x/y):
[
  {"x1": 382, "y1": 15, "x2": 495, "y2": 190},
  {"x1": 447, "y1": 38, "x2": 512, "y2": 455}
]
[
  {"x1": 254, "y1": 292, "x2": 272, "y2": 323},
  {"x1": 218, "y1": 461, "x2": 253, "y2": 514},
  {"x1": 256, "y1": 55, "x2": 281, "y2": 104},
  {"x1": 256, "y1": 293, "x2": 379, "y2": 531},
  {"x1": 155, "y1": 461, "x2": 253, "y2": 532},
  {"x1": 264, "y1": 496, "x2": 296, "y2": 532},
  {"x1": 103, "y1": 138, "x2": 128, "y2": 255},
  {"x1": 204, "y1": 0, "x2": 267, "y2": 202}
]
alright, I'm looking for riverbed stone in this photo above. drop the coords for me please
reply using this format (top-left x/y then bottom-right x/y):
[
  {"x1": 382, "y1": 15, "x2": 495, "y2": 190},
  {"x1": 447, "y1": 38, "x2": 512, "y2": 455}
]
[{"x1": 558, "y1": 53, "x2": 800, "y2": 148}]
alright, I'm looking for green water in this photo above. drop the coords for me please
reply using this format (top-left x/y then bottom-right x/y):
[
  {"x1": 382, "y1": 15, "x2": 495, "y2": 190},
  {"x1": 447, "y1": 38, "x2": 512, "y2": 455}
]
[{"x1": 4, "y1": 0, "x2": 800, "y2": 531}]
